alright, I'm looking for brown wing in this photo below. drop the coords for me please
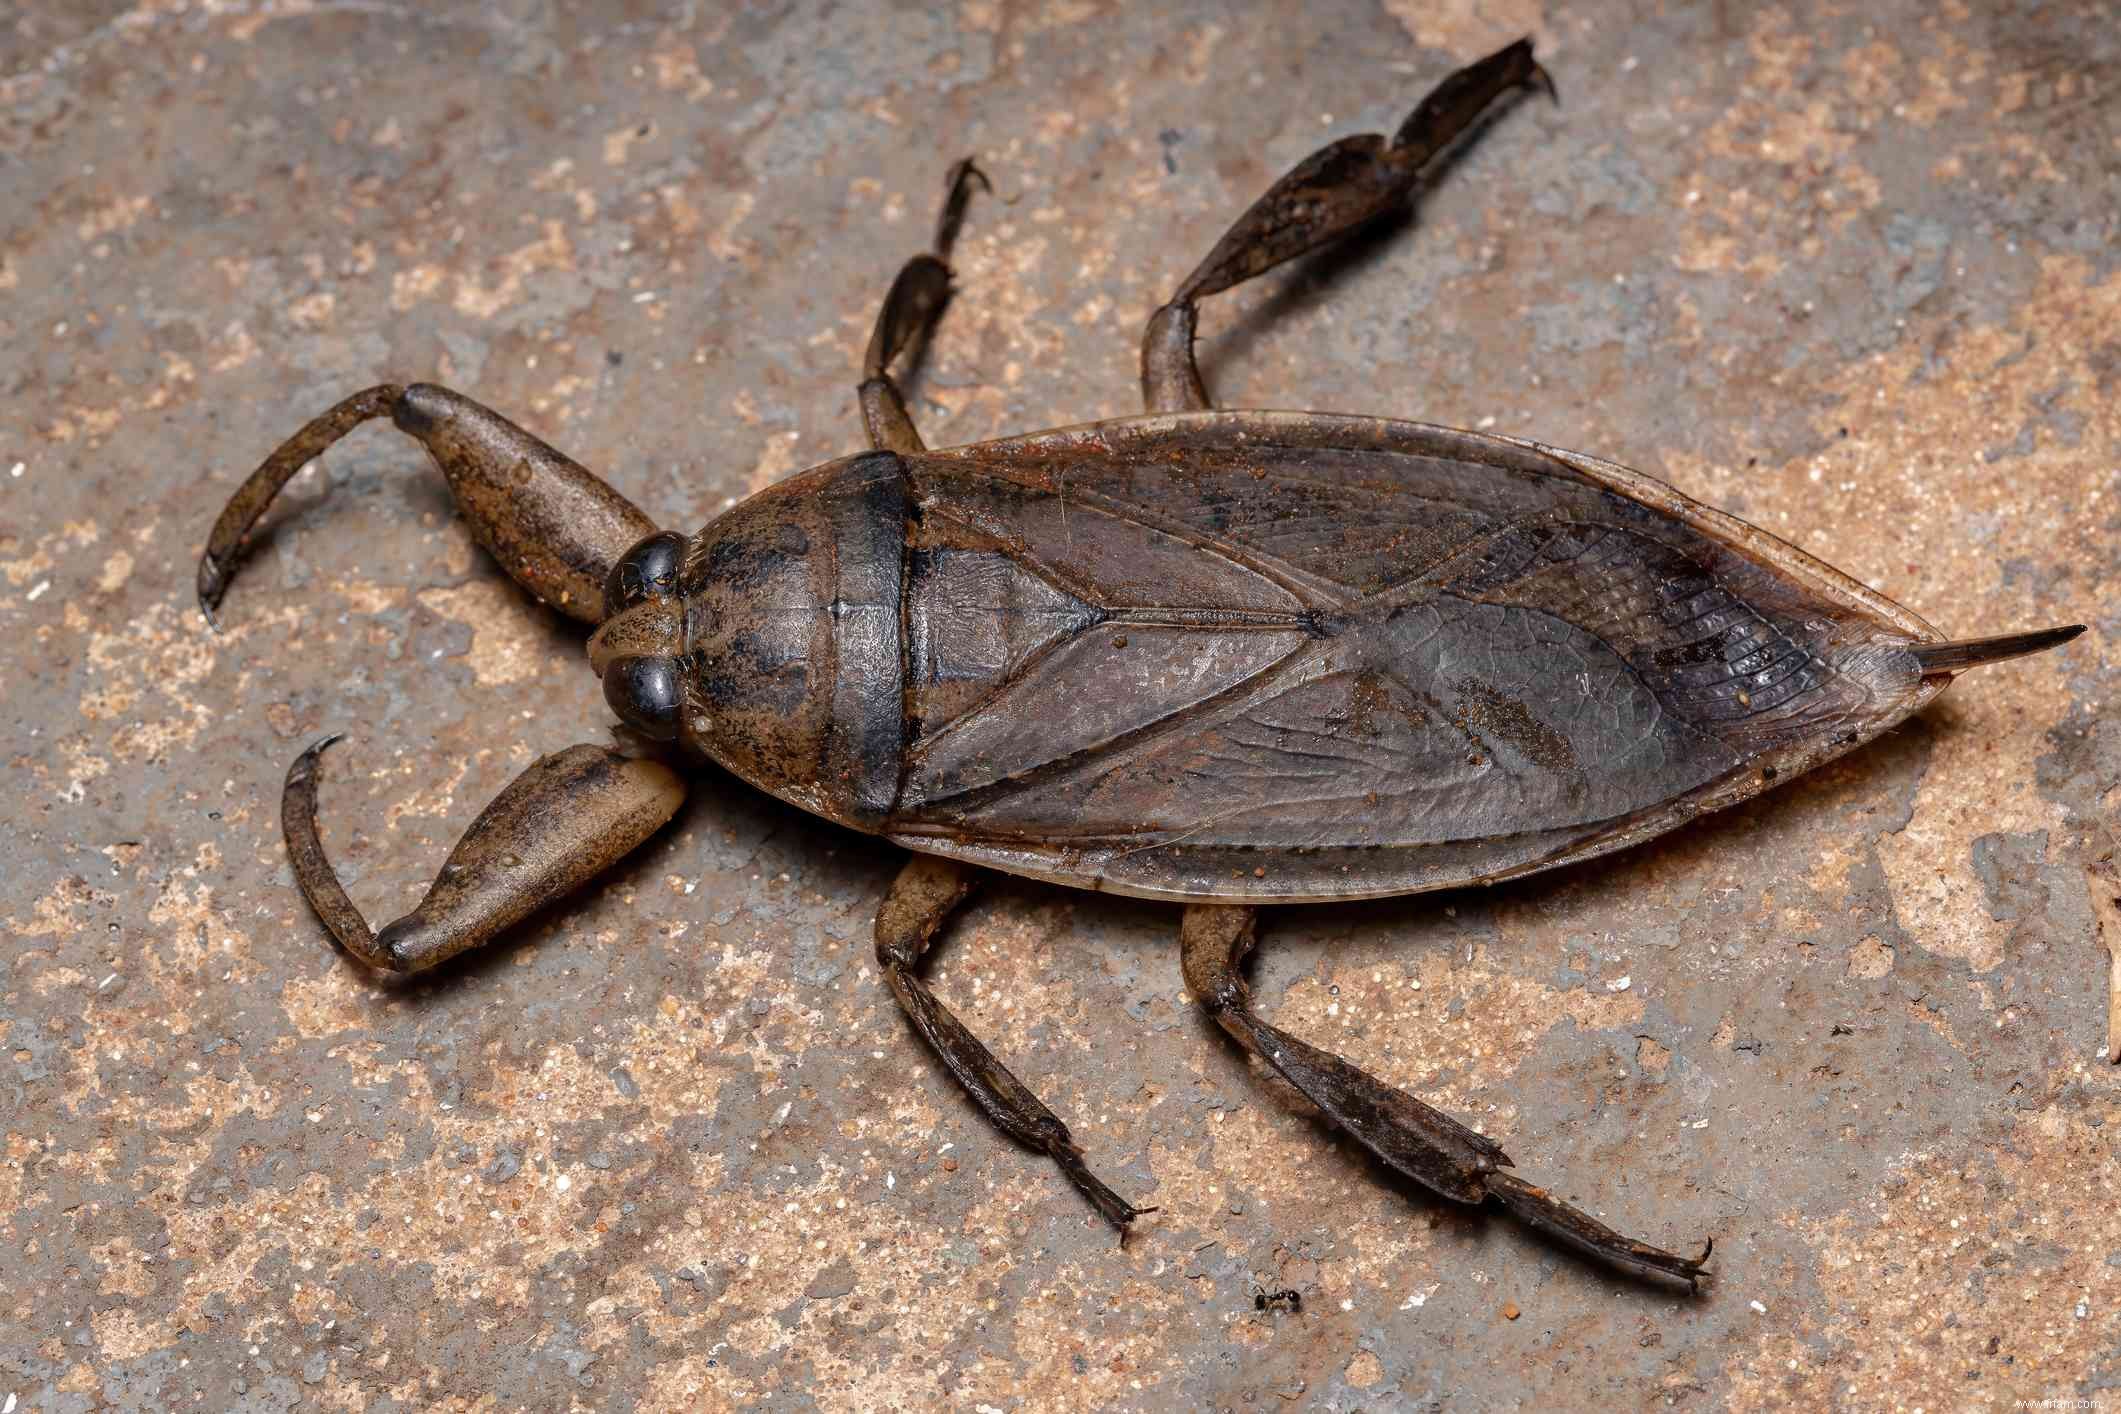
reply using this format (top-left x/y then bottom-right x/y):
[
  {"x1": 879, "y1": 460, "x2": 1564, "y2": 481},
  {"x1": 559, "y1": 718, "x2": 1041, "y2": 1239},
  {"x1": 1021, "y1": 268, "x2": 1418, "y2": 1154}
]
[{"x1": 887, "y1": 411, "x2": 1943, "y2": 903}]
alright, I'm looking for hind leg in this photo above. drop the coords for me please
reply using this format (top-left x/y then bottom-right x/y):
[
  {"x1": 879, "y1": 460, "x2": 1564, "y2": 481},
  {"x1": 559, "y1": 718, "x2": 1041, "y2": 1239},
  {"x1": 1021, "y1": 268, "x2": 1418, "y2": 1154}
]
[
  {"x1": 1181, "y1": 904, "x2": 1711, "y2": 1290},
  {"x1": 1142, "y1": 38, "x2": 1551, "y2": 411}
]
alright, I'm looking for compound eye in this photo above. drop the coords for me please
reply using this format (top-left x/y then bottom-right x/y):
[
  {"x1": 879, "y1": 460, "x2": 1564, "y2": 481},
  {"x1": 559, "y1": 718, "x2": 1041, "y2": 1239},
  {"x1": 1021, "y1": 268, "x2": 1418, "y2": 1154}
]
[
  {"x1": 603, "y1": 531, "x2": 686, "y2": 618},
  {"x1": 603, "y1": 654, "x2": 683, "y2": 740}
]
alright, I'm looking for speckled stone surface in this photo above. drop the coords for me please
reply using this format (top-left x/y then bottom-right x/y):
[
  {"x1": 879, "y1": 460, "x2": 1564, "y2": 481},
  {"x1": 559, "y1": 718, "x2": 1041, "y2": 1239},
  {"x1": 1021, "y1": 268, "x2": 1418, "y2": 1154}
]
[{"x1": 3, "y1": 2, "x2": 2117, "y2": 1409}]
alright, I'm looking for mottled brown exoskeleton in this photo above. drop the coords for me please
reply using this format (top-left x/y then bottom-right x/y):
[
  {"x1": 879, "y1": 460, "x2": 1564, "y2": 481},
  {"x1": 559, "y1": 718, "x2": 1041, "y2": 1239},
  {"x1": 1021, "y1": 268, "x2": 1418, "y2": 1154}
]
[{"x1": 199, "y1": 41, "x2": 2083, "y2": 1291}]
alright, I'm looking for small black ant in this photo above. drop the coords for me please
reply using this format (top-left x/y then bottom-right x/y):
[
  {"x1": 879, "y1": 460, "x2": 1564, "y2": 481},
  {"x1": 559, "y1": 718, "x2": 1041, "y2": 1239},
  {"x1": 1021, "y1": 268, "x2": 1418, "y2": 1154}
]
[{"x1": 1252, "y1": 1284, "x2": 1302, "y2": 1314}]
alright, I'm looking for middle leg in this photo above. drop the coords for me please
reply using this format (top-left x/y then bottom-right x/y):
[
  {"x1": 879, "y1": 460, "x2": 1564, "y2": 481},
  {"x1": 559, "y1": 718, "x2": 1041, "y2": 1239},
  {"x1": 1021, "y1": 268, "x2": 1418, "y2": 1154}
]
[
  {"x1": 858, "y1": 160, "x2": 990, "y2": 453},
  {"x1": 1181, "y1": 904, "x2": 1711, "y2": 1290},
  {"x1": 875, "y1": 852, "x2": 1154, "y2": 1233}
]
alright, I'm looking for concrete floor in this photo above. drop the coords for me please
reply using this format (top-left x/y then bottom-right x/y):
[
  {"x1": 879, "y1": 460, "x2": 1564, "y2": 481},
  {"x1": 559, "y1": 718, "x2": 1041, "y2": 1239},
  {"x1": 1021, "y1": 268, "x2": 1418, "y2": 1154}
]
[{"x1": 3, "y1": 1, "x2": 2117, "y2": 1409}]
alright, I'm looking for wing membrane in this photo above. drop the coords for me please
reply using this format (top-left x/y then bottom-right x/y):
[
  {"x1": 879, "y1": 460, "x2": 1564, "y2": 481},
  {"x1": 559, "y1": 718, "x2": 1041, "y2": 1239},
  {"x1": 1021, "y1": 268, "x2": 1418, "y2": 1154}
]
[{"x1": 892, "y1": 413, "x2": 1936, "y2": 901}]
